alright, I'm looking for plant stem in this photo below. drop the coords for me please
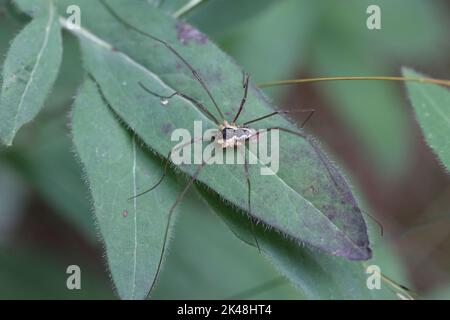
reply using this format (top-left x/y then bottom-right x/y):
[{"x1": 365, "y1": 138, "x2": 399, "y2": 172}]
[
  {"x1": 174, "y1": 0, "x2": 209, "y2": 18},
  {"x1": 258, "y1": 76, "x2": 450, "y2": 88}
]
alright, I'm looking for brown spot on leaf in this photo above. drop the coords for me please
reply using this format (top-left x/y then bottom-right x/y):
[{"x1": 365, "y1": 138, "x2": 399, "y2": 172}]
[
  {"x1": 122, "y1": 210, "x2": 128, "y2": 217},
  {"x1": 176, "y1": 22, "x2": 208, "y2": 45},
  {"x1": 162, "y1": 123, "x2": 173, "y2": 135},
  {"x1": 326, "y1": 210, "x2": 336, "y2": 221},
  {"x1": 175, "y1": 62, "x2": 183, "y2": 70}
]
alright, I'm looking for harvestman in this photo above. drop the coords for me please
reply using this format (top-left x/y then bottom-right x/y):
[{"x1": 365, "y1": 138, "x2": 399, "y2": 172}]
[
  {"x1": 98, "y1": 0, "x2": 448, "y2": 294},
  {"x1": 100, "y1": 0, "x2": 319, "y2": 283}
]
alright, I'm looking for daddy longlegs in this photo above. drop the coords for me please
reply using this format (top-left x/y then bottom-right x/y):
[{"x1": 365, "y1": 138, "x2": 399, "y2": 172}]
[
  {"x1": 101, "y1": 0, "x2": 317, "y2": 292},
  {"x1": 100, "y1": 0, "x2": 450, "y2": 297}
]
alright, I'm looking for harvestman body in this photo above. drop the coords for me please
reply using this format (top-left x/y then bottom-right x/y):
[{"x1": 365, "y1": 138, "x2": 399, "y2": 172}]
[{"x1": 216, "y1": 120, "x2": 256, "y2": 149}]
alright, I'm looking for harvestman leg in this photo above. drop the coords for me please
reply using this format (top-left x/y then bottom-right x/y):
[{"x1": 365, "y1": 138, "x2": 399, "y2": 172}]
[
  {"x1": 138, "y1": 82, "x2": 220, "y2": 125},
  {"x1": 129, "y1": 136, "x2": 206, "y2": 199},
  {"x1": 100, "y1": 0, "x2": 225, "y2": 121},
  {"x1": 231, "y1": 76, "x2": 317, "y2": 252},
  {"x1": 232, "y1": 72, "x2": 250, "y2": 124},
  {"x1": 243, "y1": 108, "x2": 383, "y2": 235},
  {"x1": 256, "y1": 126, "x2": 384, "y2": 236},
  {"x1": 244, "y1": 109, "x2": 315, "y2": 128},
  {"x1": 231, "y1": 73, "x2": 262, "y2": 252},
  {"x1": 238, "y1": 146, "x2": 262, "y2": 253},
  {"x1": 261, "y1": 127, "x2": 348, "y2": 194},
  {"x1": 149, "y1": 150, "x2": 216, "y2": 294},
  {"x1": 230, "y1": 72, "x2": 316, "y2": 128},
  {"x1": 136, "y1": 82, "x2": 218, "y2": 197}
]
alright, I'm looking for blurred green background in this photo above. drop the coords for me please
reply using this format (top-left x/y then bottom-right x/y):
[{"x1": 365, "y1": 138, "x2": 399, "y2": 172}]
[{"x1": 0, "y1": 0, "x2": 449, "y2": 299}]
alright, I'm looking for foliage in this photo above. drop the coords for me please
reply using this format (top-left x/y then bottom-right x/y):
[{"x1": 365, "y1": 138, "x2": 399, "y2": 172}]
[{"x1": 0, "y1": 0, "x2": 448, "y2": 299}]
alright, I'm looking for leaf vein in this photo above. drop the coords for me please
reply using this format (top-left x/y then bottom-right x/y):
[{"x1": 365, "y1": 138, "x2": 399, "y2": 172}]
[
  {"x1": 131, "y1": 135, "x2": 138, "y2": 299},
  {"x1": 12, "y1": 2, "x2": 55, "y2": 138}
]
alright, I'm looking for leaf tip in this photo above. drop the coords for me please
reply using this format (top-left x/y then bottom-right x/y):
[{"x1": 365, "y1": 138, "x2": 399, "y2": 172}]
[
  {"x1": 334, "y1": 239, "x2": 372, "y2": 261},
  {"x1": 176, "y1": 21, "x2": 209, "y2": 45},
  {"x1": 401, "y1": 66, "x2": 418, "y2": 78},
  {"x1": 1, "y1": 133, "x2": 15, "y2": 147},
  {"x1": 349, "y1": 246, "x2": 372, "y2": 261}
]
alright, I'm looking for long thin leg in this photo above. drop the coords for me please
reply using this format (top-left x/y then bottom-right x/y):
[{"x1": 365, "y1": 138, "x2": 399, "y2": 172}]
[
  {"x1": 255, "y1": 127, "x2": 383, "y2": 236},
  {"x1": 232, "y1": 72, "x2": 250, "y2": 124},
  {"x1": 139, "y1": 82, "x2": 220, "y2": 125},
  {"x1": 244, "y1": 109, "x2": 315, "y2": 129},
  {"x1": 129, "y1": 136, "x2": 205, "y2": 200},
  {"x1": 148, "y1": 150, "x2": 215, "y2": 296},
  {"x1": 100, "y1": 0, "x2": 225, "y2": 121},
  {"x1": 263, "y1": 127, "x2": 349, "y2": 192},
  {"x1": 238, "y1": 146, "x2": 261, "y2": 253}
]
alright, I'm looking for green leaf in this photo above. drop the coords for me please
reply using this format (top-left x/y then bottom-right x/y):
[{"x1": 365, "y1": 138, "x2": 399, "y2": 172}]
[
  {"x1": 1, "y1": 28, "x2": 92, "y2": 239},
  {"x1": 403, "y1": 68, "x2": 450, "y2": 172},
  {"x1": 72, "y1": 79, "x2": 183, "y2": 299},
  {"x1": 17, "y1": 1, "x2": 374, "y2": 300},
  {"x1": 72, "y1": 0, "x2": 370, "y2": 260},
  {"x1": 0, "y1": 1, "x2": 62, "y2": 145},
  {"x1": 71, "y1": 79, "x2": 298, "y2": 299},
  {"x1": 153, "y1": 188, "x2": 303, "y2": 299},
  {"x1": 199, "y1": 185, "x2": 398, "y2": 299}
]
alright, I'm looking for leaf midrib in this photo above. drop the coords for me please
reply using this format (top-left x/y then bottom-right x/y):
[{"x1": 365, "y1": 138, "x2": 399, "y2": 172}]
[
  {"x1": 131, "y1": 135, "x2": 138, "y2": 299},
  {"x1": 10, "y1": 2, "x2": 55, "y2": 144}
]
